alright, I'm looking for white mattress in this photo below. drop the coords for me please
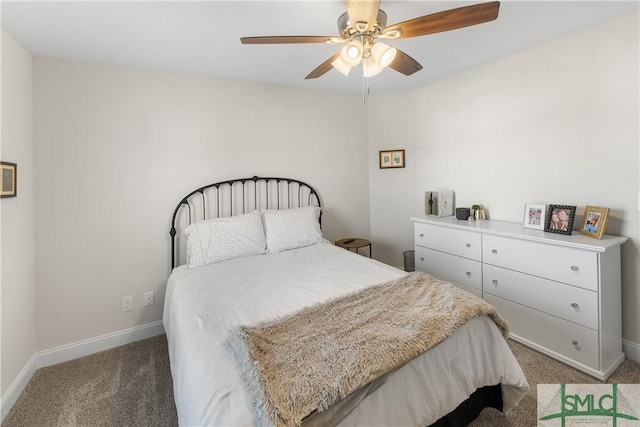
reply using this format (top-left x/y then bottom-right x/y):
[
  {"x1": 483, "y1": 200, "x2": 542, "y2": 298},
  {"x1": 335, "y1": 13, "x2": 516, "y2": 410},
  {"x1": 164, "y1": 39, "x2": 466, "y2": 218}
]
[{"x1": 163, "y1": 241, "x2": 529, "y2": 426}]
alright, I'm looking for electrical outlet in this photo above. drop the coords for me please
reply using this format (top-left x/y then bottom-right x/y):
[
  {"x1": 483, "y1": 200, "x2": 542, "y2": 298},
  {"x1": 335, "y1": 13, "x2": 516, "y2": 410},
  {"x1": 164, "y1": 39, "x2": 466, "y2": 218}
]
[
  {"x1": 122, "y1": 295, "x2": 133, "y2": 312},
  {"x1": 144, "y1": 291, "x2": 154, "y2": 307}
]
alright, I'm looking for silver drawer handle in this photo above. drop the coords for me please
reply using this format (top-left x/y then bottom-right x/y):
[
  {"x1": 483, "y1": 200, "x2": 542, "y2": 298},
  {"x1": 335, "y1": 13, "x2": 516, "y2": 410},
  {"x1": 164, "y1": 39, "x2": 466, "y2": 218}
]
[
  {"x1": 492, "y1": 279, "x2": 498, "y2": 285},
  {"x1": 570, "y1": 265, "x2": 579, "y2": 272},
  {"x1": 420, "y1": 257, "x2": 425, "y2": 262},
  {"x1": 466, "y1": 271, "x2": 472, "y2": 277},
  {"x1": 466, "y1": 243, "x2": 471, "y2": 248},
  {"x1": 572, "y1": 340, "x2": 579, "y2": 346},
  {"x1": 571, "y1": 302, "x2": 579, "y2": 310},
  {"x1": 419, "y1": 233, "x2": 424, "y2": 237},
  {"x1": 491, "y1": 249, "x2": 498, "y2": 254}
]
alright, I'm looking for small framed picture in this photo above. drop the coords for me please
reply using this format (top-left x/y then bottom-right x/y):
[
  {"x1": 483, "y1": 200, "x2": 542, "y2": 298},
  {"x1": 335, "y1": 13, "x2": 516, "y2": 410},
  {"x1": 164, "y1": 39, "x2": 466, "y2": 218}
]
[
  {"x1": 1, "y1": 162, "x2": 17, "y2": 198},
  {"x1": 523, "y1": 203, "x2": 546, "y2": 230},
  {"x1": 579, "y1": 206, "x2": 609, "y2": 239},
  {"x1": 544, "y1": 204, "x2": 577, "y2": 235},
  {"x1": 379, "y1": 149, "x2": 405, "y2": 169}
]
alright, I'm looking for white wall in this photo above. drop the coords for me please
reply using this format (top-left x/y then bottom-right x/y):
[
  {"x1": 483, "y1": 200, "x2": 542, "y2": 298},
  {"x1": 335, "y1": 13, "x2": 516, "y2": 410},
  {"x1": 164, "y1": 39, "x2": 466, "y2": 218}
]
[
  {"x1": 369, "y1": 12, "x2": 640, "y2": 347},
  {"x1": 1, "y1": 30, "x2": 36, "y2": 396},
  {"x1": 32, "y1": 58, "x2": 369, "y2": 350},
  {"x1": 368, "y1": 90, "x2": 416, "y2": 267}
]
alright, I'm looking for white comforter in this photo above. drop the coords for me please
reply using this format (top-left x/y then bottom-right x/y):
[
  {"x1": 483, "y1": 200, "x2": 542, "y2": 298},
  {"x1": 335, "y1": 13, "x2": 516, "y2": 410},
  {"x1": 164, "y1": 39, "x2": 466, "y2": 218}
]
[{"x1": 163, "y1": 241, "x2": 529, "y2": 426}]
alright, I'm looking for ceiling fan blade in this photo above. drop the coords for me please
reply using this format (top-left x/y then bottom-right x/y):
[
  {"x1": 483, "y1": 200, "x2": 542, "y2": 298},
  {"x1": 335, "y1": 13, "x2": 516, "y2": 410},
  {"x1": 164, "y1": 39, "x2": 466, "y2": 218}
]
[
  {"x1": 346, "y1": 0, "x2": 380, "y2": 32},
  {"x1": 241, "y1": 36, "x2": 336, "y2": 44},
  {"x1": 384, "y1": 1, "x2": 500, "y2": 39},
  {"x1": 305, "y1": 53, "x2": 341, "y2": 79},
  {"x1": 388, "y1": 49, "x2": 423, "y2": 76}
]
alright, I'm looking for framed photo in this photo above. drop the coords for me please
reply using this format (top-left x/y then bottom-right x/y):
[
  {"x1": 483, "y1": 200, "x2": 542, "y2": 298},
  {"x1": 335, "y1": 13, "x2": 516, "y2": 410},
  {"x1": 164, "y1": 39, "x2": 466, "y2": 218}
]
[
  {"x1": 523, "y1": 203, "x2": 546, "y2": 230},
  {"x1": 379, "y1": 149, "x2": 405, "y2": 169},
  {"x1": 579, "y1": 206, "x2": 609, "y2": 239},
  {"x1": 1, "y1": 162, "x2": 17, "y2": 198},
  {"x1": 544, "y1": 204, "x2": 576, "y2": 235}
]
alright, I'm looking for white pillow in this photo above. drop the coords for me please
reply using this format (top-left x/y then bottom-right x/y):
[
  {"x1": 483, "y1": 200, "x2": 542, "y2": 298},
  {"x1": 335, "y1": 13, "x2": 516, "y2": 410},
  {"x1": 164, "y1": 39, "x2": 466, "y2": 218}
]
[
  {"x1": 185, "y1": 210, "x2": 266, "y2": 268},
  {"x1": 262, "y1": 206, "x2": 322, "y2": 253}
]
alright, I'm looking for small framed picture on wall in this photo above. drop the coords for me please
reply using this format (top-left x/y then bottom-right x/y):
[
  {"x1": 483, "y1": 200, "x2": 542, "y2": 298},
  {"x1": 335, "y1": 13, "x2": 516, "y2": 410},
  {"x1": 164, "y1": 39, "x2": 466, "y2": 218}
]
[
  {"x1": 544, "y1": 204, "x2": 577, "y2": 235},
  {"x1": 1, "y1": 161, "x2": 17, "y2": 198},
  {"x1": 379, "y1": 149, "x2": 405, "y2": 169},
  {"x1": 523, "y1": 203, "x2": 546, "y2": 230},
  {"x1": 579, "y1": 206, "x2": 609, "y2": 239}
]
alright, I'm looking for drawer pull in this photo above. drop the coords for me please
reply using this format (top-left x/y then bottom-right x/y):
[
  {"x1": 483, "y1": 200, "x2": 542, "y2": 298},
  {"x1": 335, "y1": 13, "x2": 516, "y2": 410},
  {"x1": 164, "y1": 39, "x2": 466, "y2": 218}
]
[
  {"x1": 570, "y1": 265, "x2": 579, "y2": 272},
  {"x1": 466, "y1": 271, "x2": 472, "y2": 277},
  {"x1": 571, "y1": 302, "x2": 580, "y2": 310},
  {"x1": 420, "y1": 257, "x2": 424, "y2": 262},
  {"x1": 491, "y1": 249, "x2": 498, "y2": 254},
  {"x1": 466, "y1": 243, "x2": 471, "y2": 248},
  {"x1": 572, "y1": 340, "x2": 578, "y2": 345},
  {"x1": 419, "y1": 233, "x2": 424, "y2": 237},
  {"x1": 492, "y1": 279, "x2": 498, "y2": 285}
]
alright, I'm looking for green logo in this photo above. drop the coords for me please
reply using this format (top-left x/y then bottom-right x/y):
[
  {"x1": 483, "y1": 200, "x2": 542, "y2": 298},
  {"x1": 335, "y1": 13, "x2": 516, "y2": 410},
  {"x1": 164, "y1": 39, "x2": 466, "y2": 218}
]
[{"x1": 539, "y1": 384, "x2": 639, "y2": 426}]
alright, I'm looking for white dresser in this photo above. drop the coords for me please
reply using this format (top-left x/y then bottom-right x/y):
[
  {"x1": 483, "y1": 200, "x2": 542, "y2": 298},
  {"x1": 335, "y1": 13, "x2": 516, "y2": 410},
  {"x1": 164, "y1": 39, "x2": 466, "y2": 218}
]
[{"x1": 411, "y1": 215, "x2": 628, "y2": 380}]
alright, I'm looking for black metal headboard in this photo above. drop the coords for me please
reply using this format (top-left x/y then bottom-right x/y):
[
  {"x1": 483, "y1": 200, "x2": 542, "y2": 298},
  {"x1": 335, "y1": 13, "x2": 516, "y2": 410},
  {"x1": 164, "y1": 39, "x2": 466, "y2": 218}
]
[{"x1": 170, "y1": 176, "x2": 321, "y2": 269}]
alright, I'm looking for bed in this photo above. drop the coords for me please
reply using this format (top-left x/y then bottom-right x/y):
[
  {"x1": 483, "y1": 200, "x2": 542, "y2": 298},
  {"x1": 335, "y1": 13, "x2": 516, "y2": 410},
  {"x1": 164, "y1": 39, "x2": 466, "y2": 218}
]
[{"x1": 163, "y1": 176, "x2": 529, "y2": 426}]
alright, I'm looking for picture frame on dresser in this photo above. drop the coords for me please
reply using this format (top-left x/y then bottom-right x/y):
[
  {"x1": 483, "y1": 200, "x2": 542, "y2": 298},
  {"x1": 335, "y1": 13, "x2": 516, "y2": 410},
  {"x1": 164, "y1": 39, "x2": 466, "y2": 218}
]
[
  {"x1": 523, "y1": 203, "x2": 546, "y2": 230},
  {"x1": 579, "y1": 206, "x2": 609, "y2": 239},
  {"x1": 544, "y1": 204, "x2": 576, "y2": 235}
]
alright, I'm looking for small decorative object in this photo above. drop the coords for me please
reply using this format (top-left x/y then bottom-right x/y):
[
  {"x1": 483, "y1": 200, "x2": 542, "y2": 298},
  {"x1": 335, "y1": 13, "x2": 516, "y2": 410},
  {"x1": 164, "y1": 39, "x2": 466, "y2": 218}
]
[
  {"x1": 579, "y1": 206, "x2": 609, "y2": 239},
  {"x1": 379, "y1": 149, "x2": 405, "y2": 169},
  {"x1": 471, "y1": 204, "x2": 485, "y2": 220},
  {"x1": 455, "y1": 207, "x2": 470, "y2": 220},
  {"x1": 544, "y1": 204, "x2": 576, "y2": 235},
  {"x1": 425, "y1": 191, "x2": 438, "y2": 215},
  {"x1": 523, "y1": 203, "x2": 546, "y2": 230},
  {"x1": 425, "y1": 190, "x2": 454, "y2": 217},
  {"x1": 1, "y1": 161, "x2": 17, "y2": 198}
]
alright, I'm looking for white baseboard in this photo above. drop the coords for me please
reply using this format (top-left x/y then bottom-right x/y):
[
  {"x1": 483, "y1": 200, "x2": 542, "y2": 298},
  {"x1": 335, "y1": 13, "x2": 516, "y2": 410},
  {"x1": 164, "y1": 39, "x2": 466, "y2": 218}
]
[
  {"x1": 1, "y1": 320, "x2": 165, "y2": 422},
  {"x1": 0, "y1": 353, "x2": 38, "y2": 422},
  {"x1": 623, "y1": 339, "x2": 640, "y2": 364}
]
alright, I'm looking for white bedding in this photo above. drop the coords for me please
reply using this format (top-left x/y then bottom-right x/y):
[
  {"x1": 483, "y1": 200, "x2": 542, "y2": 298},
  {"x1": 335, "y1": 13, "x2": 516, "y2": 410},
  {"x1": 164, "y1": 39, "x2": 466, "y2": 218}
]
[{"x1": 163, "y1": 241, "x2": 529, "y2": 426}]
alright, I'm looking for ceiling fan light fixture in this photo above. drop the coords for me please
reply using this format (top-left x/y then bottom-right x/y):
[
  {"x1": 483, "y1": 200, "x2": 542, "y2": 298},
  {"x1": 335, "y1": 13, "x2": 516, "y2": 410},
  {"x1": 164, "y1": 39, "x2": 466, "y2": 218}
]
[
  {"x1": 371, "y1": 42, "x2": 397, "y2": 68},
  {"x1": 340, "y1": 40, "x2": 364, "y2": 66},
  {"x1": 331, "y1": 57, "x2": 352, "y2": 76},
  {"x1": 340, "y1": 43, "x2": 363, "y2": 67},
  {"x1": 363, "y1": 56, "x2": 382, "y2": 77}
]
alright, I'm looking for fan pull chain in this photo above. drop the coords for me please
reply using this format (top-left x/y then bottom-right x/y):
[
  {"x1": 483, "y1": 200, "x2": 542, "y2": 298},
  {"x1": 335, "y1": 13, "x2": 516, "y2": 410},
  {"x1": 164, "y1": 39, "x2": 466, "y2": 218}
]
[{"x1": 361, "y1": 70, "x2": 371, "y2": 105}]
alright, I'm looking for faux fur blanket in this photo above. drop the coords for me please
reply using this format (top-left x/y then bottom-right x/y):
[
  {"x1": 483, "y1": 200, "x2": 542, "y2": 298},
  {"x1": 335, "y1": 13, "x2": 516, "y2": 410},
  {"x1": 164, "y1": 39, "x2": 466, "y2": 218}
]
[{"x1": 227, "y1": 271, "x2": 509, "y2": 427}]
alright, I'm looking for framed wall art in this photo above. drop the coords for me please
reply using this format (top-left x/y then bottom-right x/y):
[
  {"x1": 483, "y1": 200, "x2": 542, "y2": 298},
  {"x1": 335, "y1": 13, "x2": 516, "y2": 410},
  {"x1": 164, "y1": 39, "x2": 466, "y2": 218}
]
[
  {"x1": 1, "y1": 161, "x2": 17, "y2": 198},
  {"x1": 579, "y1": 206, "x2": 609, "y2": 239},
  {"x1": 523, "y1": 203, "x2": 546, "y2": 230},
  {"x1": 544, "y1": 204, "x2": 576, "y2": 235},
  {"x1": 379, "y1": 149, "x2": 405, "y2": 169}
]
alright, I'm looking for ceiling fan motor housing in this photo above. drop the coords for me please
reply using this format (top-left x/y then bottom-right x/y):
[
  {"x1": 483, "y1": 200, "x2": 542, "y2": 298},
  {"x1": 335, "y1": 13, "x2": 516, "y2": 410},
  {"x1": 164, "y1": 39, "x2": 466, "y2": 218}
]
[{"x1": 338, "y1": 9, "x2": 388, "y2": 40}]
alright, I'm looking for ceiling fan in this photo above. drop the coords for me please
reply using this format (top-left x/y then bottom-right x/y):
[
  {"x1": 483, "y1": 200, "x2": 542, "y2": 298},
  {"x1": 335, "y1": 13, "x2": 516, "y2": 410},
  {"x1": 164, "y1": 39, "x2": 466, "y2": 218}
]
[{"x1": 240, "y1": 1, "x2": 500, "y2": 80}]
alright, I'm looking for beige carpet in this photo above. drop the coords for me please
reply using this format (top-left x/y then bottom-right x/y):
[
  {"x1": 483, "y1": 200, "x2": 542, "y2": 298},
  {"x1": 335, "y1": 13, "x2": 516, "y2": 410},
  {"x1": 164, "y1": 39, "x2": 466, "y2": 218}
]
[
  {"x1": 2, "y1": 335, "x2": 177, "y2": 427},
  {"x1": 3, "y1": 335, "x2": 639, "y2": 426}
]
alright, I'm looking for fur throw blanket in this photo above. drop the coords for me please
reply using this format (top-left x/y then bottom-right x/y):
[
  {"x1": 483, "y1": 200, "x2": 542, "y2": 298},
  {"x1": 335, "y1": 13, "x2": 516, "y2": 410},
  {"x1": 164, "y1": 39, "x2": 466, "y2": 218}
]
[{"x1": 227, "y1": 271, "x2": 508, "y2": 427}]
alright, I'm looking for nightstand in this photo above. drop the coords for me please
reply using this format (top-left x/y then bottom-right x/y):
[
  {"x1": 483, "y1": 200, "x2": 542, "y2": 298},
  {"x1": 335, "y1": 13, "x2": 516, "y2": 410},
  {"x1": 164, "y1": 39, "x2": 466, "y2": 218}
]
[{"x1": 335, "y1": 238, "x2": 372, "y2": 258}]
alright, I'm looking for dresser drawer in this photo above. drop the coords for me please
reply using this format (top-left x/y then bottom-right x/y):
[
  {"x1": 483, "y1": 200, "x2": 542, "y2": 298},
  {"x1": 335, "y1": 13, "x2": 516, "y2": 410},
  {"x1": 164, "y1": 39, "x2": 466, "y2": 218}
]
[
  {"x1": 482, "y1": 235, "x2": 598, "y2": 291},
  {"x1": 485, "y1": 294, "x2": 599, "y2": 369},
  {"x1": 415, "y1": 223, "x2": 481, "y2": 261},
  {"x1": 483, "y1": 264, "x2": 598, "y2": 330},
  {"x1": 415, "y1": 246, "x2": 482, "y2": 291}
]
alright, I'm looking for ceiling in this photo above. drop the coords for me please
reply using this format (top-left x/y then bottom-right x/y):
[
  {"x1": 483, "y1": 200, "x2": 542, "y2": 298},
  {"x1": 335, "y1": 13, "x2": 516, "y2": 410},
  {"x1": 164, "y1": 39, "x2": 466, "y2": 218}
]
[{"x1": 2, "y1": 1, "x2": 638, "y2": 93}]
